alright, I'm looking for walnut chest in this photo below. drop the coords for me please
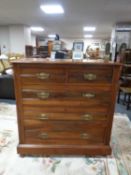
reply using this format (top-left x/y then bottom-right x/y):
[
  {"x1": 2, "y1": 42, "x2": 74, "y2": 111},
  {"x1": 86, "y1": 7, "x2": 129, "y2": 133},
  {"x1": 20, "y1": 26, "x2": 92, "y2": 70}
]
[{"x1": 12, "y1": 58, "x2": 121, "y2": 156}]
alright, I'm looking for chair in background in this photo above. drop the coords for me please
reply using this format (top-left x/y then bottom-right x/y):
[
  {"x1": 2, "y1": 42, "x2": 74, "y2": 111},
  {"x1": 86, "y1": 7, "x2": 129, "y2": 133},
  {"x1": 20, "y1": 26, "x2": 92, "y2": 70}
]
[{"x1": 117, "y1": 49, "x2": 131, "y2": 110}]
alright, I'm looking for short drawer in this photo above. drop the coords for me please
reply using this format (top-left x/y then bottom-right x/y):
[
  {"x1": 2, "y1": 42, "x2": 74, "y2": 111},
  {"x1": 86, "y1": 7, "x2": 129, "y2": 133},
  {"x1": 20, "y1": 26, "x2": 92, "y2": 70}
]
[
  {"x1": 20, "y1": 66, "x2": 66, "y2": 84},
  {"x1": 68, "y1": 66, "x2": 113, "y2": 83}
]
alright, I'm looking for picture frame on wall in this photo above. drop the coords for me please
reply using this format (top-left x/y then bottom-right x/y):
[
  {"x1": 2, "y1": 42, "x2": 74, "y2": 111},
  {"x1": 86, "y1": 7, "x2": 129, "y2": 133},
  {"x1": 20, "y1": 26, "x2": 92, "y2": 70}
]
[{"x1": 73, "y1": 42, "x2": 84, "y2": 51}]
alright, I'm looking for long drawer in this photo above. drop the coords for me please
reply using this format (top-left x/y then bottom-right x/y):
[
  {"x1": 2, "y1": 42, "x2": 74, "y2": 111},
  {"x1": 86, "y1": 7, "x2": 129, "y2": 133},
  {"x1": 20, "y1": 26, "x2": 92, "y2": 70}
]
[
  {"x1": 24, "y1": 120, "x2": 107, "y2": 130},
  {"x1": 21, "y1": 84, "x2": 111, "y2": 107},
  {"x1": 23, "y1": 112, "x2": 108, "y2": 121},
  {"x1": 24, "y1": 138, "x2": 104, "y2": 145},
  {"x1": 19, "y1": 65, "x2": 113, "y2": 84},
  {"x1": 24, "y1": 122, "x2": 107, "y2": 145},
  {"x1": 22, "y1": 89, "x2": 110, "y2": 101},
  {"x1": 23, "y1": 105, "x2": 109, "y2": 121}
]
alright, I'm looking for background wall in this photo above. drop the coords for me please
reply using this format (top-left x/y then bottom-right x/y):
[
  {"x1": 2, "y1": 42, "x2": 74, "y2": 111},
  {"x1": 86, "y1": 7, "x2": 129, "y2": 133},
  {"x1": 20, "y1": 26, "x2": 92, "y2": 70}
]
[
  {"x1": 0, "y1": 25, "x2": 32, "y2": 55},
  {"x1": 24, "y1": 27, "x2": 31, "y2": 46},
  {"x1": 9, "y1": 25, "x2": 25, "y2": 54},
  {"x1": 0, "y1": 25, "x2": 109, "y2": 56},
  {"x1": 31, "y1": 34, "x2": 36, "y2": 47},
  {"x1": 0, "y1": 26, "x2": 10, "y2": 53}
]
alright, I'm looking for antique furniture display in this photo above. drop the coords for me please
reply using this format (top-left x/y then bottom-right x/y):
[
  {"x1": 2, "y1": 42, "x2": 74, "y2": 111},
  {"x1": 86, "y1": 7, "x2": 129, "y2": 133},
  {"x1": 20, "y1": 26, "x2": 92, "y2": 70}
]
[
  {"x1": 25, "y1": 45, "x2": 33, "y2": 57},
  {"x1": 117, "y1": 64, "x2": 131, "y2": 110},
  {"x1": 117, "y1": 49, "x2": 131, "y2": 110},
  {"x1": 12, "y1": 59, "x2": 121, "y2": 156}
]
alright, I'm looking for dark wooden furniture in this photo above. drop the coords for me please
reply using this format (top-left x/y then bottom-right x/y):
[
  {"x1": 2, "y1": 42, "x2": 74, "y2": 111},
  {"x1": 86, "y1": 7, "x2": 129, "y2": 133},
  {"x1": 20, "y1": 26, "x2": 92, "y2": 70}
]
[
  {"x1": 118, "y1": 87, "x2": 131, "y2": 110},
  {"x1": 0, "y1": 74, "x2": 15, "y2": 99},
  {"x1": 117, "y1": 64, "x2": 131, "y2": 110},
  {"x1": 12, "y1": 59, "x2": 121, "y2": 156},
  {"x1": 37, "y1": 46, "x2": 48, "y2": 57},
  {"x1": 25, "y1": 45, "x2": 33, "y2": 57}
]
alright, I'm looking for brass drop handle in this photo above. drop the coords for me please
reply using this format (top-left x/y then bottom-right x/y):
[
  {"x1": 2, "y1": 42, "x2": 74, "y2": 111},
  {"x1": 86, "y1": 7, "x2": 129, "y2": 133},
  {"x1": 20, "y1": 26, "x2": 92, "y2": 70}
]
[
  {"x1": 39, "y1": 133, "x2": 48, "y2": 139},
  {"x1": 36, "y1": 73, "x2": 49, "y2": 80},
  {"x1": 82, "y1": 93, "x2": 95, "y2": 98},
  {"x1": 37, "y1": 92, "x2": 50, "y2": 99},
  {"x1": 84, "y1": 73, "x2": 97, "y2": 80},
  {"x1": 38, "y1": 114, "x2": 48, "y2": 120},
  {"x1": 82, "y1": 114, "x2": 93, "y2": 120},
  {"x1": 81, "y1": 133, "x2": 89, "y2": 139}
]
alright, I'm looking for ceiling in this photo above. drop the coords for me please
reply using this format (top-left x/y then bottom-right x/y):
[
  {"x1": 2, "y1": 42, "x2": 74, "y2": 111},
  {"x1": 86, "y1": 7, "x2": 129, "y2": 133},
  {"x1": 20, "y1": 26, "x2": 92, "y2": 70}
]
[{"x1": 0, "y1": 0, "x2": 131, "y2": 39}]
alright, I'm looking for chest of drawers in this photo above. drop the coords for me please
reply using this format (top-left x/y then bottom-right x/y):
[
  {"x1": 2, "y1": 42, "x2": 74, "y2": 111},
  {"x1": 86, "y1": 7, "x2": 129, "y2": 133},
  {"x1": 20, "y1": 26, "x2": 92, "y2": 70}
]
[{"x1": 12, "y1": 58, "x2": 121, "y2": 156}]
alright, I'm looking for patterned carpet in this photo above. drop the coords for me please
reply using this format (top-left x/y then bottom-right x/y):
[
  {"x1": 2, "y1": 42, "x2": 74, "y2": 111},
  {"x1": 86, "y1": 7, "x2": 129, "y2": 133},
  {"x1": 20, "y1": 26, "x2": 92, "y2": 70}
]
[{"x1": 0, "y1": 102, "x2": 131, "y2": 175}]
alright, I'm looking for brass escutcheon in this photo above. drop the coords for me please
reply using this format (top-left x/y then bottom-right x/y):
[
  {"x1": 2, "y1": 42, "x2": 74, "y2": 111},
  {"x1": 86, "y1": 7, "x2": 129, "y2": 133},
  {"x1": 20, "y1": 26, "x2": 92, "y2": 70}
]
[
  {"x1": 37, "y1": 92, "x2": 50, "y2": 99},
  {"x1": 84, "y1": 73, "x2": 97, "y2": 80},
  {"x1": 82, "y1": 93, "x2": 95, "y2": 98},
  {"x1": 38, "y1": 114, "x2": 48, "y2": 120},
  {"x1": 82, "y1": 114, "x2": 93, "y2": 120},
  {"x1": 81, "y1": 133, "x2": 89, "y2": 139},
  {"x1": 36, "y1": 72, "x2": 49, "y2": 80},
  {"x1": 39, "y1": 133, "x2": 48, "y2": 139}
]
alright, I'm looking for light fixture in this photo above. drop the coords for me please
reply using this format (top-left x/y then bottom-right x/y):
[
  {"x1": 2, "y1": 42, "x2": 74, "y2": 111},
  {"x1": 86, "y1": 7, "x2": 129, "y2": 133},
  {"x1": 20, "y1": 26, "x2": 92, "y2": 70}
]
[
  {"x1": 84, "y1": 34, "x2": 93, "y2": 38},
  {"x1": 40, "y1": 4, "x2": 64, "y2": 14},
  {"x1": 83, "y1": 26, "x2": 96, "y2": 32},
  {"x1": 31, "y1": 27, "x2": 44, "y2": 32},
  {"x1": 116, "y1": 27, "x2": 131, "y2": 31},
  {"x1": 48, "y1": 34, "x2": 56, "y2": 38}
]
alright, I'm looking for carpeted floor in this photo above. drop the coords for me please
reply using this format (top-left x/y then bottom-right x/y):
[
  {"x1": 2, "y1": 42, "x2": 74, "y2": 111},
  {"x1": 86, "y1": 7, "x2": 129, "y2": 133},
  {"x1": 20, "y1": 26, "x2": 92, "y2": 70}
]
[{"x1": 0, "y1": 102, "x2": 131, "y2": 175}]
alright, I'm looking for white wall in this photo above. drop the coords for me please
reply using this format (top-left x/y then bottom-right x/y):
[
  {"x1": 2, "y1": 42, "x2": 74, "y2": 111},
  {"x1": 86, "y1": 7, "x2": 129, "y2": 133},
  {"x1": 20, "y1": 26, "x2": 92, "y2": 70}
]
[
  {"x1": 9, "y1": 25, "x2": 25, "y2": 54},
  {"x1": 31, "y1": 34, "x2": 36, "y2": 47},
  {"x1": 0, "y1": 26, "x2": 10, "y2": 53},
  {"x1": 24, "y1": 27, "x2": 31, "y2": 45}
]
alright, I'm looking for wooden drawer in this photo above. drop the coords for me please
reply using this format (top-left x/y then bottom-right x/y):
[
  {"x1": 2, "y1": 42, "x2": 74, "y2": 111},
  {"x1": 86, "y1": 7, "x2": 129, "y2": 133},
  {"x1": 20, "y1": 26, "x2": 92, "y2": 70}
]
[
  {"x1": 68, "y1": 66, "x2": 113, "y2": 83},
  {"x1": 23, "y1": 105, "x2": 109, "y2": 121},
  {"x1": 20, "y1": 66, "x2": 66, "y2": 84},
  {"x1": 22, "y1": 89, "x2": 110, "y2": 101},
  {"x1": 24, "y1": 120, "x2": 107, "y2": 130},
  {"x1": 24, "y1": 122, "x2": 106, "y2": 145},
  {"x1": 22, "y1": 98, "x2": 111, "y2": 107},
  {"x1": 24, "y1": 138, "x2": 105, "y2": 145},
  {"x1": 23, "y1": 111, "x2": 108, "y2": 121},
  {"x1": 23, "y1": 105, "x2": 109, "y2": 113},
  {"x1": 21, "y1": 85, "x2": 111, "y2": 107}
]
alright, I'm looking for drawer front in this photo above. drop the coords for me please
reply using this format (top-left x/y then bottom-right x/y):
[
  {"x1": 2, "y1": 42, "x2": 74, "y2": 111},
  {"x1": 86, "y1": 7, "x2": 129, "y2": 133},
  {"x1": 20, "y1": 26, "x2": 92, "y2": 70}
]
[
  {"x1": 68, "y1": 66, "x2": 113, "y2": 83},
  {"x1": 22, "y1": 89, "x2": 110, "y2": 101},
  {"x1": 20, "y1": 67, "x2": 66, "y2": 84},
  {"x1": 24, "y1": 138, "x2": 104, "y2": 145},
  {"x1": 24, "y1": 121, "x2": 107, "y2": 130},
  {"x1": 19, "y1": 65, "x2": 113, "y2": 84},
  {"x1": 23, "y1": 105, "x2": 108, "y2": 113},
  {"x1": 22, "y1": 98, "x2": 111, "y2": 107},
  {"x1": 23, "y1": 112, "x2": 108, "y2": 121},
  {"x1": 21, "y1": 85, "x2": 111, "y2": 107},
  {"x1": 24, "y1": 123, "x2": 106, "y2": 145},
  {"x1": 23, "y1": 105, "x2": 109, "y2": 121}
]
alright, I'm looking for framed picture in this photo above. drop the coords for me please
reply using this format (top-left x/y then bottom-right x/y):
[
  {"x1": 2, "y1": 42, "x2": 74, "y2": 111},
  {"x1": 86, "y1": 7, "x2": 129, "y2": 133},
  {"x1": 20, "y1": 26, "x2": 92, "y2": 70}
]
[
  {"x1": 72, "y1": 51, "x2": 83, "y2": 60},
  {"x1": 73, "y1": 42, "x2": 84, "y2": 51}
]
